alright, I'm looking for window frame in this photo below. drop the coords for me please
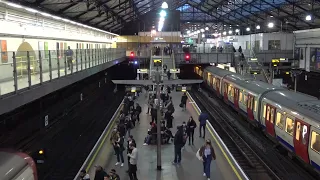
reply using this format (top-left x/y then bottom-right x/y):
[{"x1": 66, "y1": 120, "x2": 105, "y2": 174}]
[
  {"x1": 275, "y1": 111, "x2": 284, "y2": 129},
  {"x1": 310, "y1": 130, "x2": 320, "y2": 154},
  {"x1": 284, "y1": 115, "x2": 295, "y2": 136},
  {"x1": 239, "y1": 91, "x2": 243, "y2": 103}
]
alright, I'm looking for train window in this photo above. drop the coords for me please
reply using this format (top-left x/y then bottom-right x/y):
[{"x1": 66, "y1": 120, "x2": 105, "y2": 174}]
[
  {"x1": 266, "y1": 106, "x2": 270, "y2": 121},
  {"x1": 231, "y1": 87, "x2": 234, "y2": 97},
  {"x1": 310, "y1": 131, "x2": 320, "y2": 154},
  {"x1": 295, "y1": 122, "x2": 301, "y2": 141},
  {"x1": 254, "y1": 100, "x2": 257, "y2": 112},
  {"x1": 244, "y1": 94, "x2": 247, "y2": 106},
  {"x1": 263, "y1": 104, "x2": 266, "y2": 118},
  {"x1": 270, "y1": 108, "x2": 274, "y2": 123},
  {"x1": 276, "y1": 112, "x2": 284, "y2": 129},
  {"x1": 302, "y1": 125, "x2": 308, "y2": 145},
  {"x1": 248, "y1": 96, "x2": 251, "y2": 108},
  {"x1": 251, "y1": 97, "x2": 254, "y2": 110},
  {"x1": 285, "y1": 117, "x2": 294, "y2": 136},
  {"x1": 239, "y1": 91, "x2": 243, "y2": 102}
]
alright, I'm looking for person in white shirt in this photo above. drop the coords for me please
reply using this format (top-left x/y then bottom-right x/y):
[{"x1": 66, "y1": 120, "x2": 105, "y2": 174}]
[{"x1": 127, "y1": 143, "x2": 138, "y2": 180}]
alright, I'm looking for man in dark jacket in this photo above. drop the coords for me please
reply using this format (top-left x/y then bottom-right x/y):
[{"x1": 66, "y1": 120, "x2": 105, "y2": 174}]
[
  {"x1": 173, "y1": 126, "x2": 184, "y2": 164},
  {"x1": 151, "y1": 105, "x2": 157, "y2": 123},
  {"x1": 181, "y1": 93, "x2": 188, "y2": 111},
  {"x1": 94, "y1": 166, "x2": 107, "y2": 180},
  {"x1": 135, "y1": 103, "x2": 142, "y2": 123},
  {"x1": 199, "y1": 111, "x2": 209, "y2": 138}
]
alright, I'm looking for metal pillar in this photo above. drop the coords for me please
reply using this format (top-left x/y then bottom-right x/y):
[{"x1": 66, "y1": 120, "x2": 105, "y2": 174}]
[{"x1": 155, "y1": 67, "x2": 162, "y2": 171}]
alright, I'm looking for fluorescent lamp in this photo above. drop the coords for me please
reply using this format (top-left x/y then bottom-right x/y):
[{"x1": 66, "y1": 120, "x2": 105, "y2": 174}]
[
  {"x1": 228, "y1": 30, "x2": 232, "y2": 34},
  {"x1": 256, "y1": 25, "x2": 260, "y2": 29},
  {"x1": 235, "y1": 29, "x2": 239, "y2": 33},
  {"x1": 223, "y1": 31, "x2": 226, "y2": 35},
  {"x1": 268, "y1": 22, "x2": 274, "y2": 28},
  {"x1": 200, "y1": 29, "x2": 204, "y2": 32},
  {"x1": 161, "y1": 2, "x2": 168, "y2": 9},
  {"x1": 246, "y1": 27, "x2": 250, "y2": 31},
  {"x1": 205, "y1": 27, "x2": 209, "y2": 30},
  {"x1": 25, "y1": 8, "x2": 38, "y2": 13},
  {"x1": 306, "y1": 15, "x2": 311, "y2": 21},
  {"x1": 160, "y1": 10, "x2": 166, "y2": 17},
  {"x1": 7, "y1": 2, "x2": 22, "y2": 8}
]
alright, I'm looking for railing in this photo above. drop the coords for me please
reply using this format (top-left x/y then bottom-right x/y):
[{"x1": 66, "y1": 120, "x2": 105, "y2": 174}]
[
  {"x1": 174, "y1": 53, "x2": 234, "y2": 64},
  {"x1": 0, "y1": 48, "x2": 125, "y2": 97}
]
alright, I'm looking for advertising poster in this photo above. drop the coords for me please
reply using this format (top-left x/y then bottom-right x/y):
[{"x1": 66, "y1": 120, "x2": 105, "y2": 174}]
[{"x1": 1, "y1": 40, "x2": 8, "y2": 63}]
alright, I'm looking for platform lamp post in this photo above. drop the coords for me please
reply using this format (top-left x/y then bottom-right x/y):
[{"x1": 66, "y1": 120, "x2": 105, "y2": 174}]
[{"x1": 291, "y1": 68, "x2": 302, "y2": 92}]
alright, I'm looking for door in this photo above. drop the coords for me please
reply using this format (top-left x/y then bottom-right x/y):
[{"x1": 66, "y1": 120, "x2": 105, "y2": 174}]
[
  {"x1": 224, "y1": 82, "x2": 228, "y2": 102},
  {"x1": 293, "y1": 119, "x2": 310, "y2": 163},
  {"x1": 247, "y1": 94, "x2": 254, "y2": 121},
  {"x1": 234, "y1": 88, "x2": 239, "y2": 110},
  {"x1": 216, "y1": 78, "x2": 220, "y2": 95},
  {"x1": 265, "y1": 104, "x2": 276, "y2": 137}
]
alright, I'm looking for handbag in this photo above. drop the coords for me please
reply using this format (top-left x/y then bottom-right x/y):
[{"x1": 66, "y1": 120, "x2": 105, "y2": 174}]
[{"x1": 196, "y1": 148, "x2": 202, "y2": 161}]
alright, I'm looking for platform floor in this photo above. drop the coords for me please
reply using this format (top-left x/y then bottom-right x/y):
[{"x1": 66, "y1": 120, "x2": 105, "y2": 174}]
[{"x1": 87, "y1": 91, "x2": 239, "y2": 180}]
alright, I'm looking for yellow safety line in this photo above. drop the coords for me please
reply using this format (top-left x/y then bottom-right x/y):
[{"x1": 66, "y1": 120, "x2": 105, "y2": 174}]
[
  {"x1": 86, "y1": 105, "x2": 123, "y2": 172},
  {"x1": 187, "y1": 94, "x2": 243, "y2": 180}
]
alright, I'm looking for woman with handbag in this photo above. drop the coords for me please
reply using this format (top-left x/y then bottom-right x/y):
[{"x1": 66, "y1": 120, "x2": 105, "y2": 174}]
[{"x1": 197, "y1": 139, "x2": 216, "y2": 180}]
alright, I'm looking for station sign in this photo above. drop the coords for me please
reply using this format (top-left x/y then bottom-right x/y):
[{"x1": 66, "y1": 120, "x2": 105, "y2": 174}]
[
  {"x1": 176, "y1": 85, "x2": 191, "y2": 92},
  {"x1": 250, "y1": 70, "x2": 261, "y2": 75},
  {"x1": 137, "y1": 69, "x2": 148, "y2": 73},
  {"x1": 153, "y1": 59, "x2": 162, "y2": 63},
  {"x1": 125, "y1": 86, "x2": 142, "y2": 93},
  {"x1": 250, "y1": 58, "x2": 258, "y2": 61},
  {"x1": 169, "y1": 68, "x2": 180, "y2": 73}
]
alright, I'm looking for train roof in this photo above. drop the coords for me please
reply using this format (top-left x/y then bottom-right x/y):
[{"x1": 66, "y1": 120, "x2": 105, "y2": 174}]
[
  {"x1": 0, "y1": 151, "x2": 28, "y2": 180},
  {"x1": 264, "y1": 91, "x2": 320, "y2": 123},
  {"x1": 205, "y1": 66, "x2": 253, "y2": 80}
]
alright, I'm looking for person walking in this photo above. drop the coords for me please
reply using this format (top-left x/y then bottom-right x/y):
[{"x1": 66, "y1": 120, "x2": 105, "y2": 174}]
[
  {"x1": 127, "y1": 143, "x2": 138, "y2": 180},
  {"x1": 199, "y1": 111, "x2": 209, "y2": 138},
  {"x1": 180, "y1": 93, "x2": 188, "y2": 111},
  {"x1": 187, "y1": 116, "x2": 197, "y2": 145},
  {"x1": 198, "y1": 139, "x2": 216, "y2": 180},
  {"x1": 172, "y1": 126, "x2": 184, "y2": 164}
]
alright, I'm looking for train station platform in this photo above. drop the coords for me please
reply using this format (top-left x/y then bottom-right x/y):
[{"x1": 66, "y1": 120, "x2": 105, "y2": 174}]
[{"x1": 76, "y1": 91, "x2": 248, "y2": 180}]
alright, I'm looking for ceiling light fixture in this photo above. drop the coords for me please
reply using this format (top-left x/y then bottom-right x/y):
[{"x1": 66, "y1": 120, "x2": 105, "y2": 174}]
[{"x1": 268, "y1": 22, "x2": 274, "y2": 28}]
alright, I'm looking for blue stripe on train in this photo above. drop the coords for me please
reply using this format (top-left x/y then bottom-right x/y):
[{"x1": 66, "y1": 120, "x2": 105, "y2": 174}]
[
  {"x1": 276, "y1": 136, "x2": 295, "y2": 152},
  {"x1": 311, "y1": 160, "x2": 320, "y2": 171}
]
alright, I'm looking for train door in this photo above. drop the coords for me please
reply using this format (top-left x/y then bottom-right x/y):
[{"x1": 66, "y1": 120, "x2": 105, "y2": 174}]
[
  {"x1": 223, "y1": 82, "x2": 228, "y2": 102},
  {"x1": 293, "y1": 119, "x2": 310, "y2": 163},
  {"x1": 234, "y1": 88, "x2": 239, "y2": 110},
  {"x1": 216, "y1": 78, "x2": 220, "y2": 95},
  {"x1": 247, "y1": 94, "x2": 254, "y2": 121},
  {"x1": 265, "y1": 104, "x2": 276, "y2": 137}
]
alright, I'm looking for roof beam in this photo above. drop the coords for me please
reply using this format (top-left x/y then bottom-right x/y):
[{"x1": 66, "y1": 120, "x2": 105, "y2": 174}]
[
  {"x1": 73, "y1": 0, "x2": 110, "y2": 19},
  {"x1": 284, "y1": 0, "x2": 320, "y2": 19},
  {"x1": 101, "y1": 2, "x2": 126, "y2": 24},
  {"x1": 58, "y1": 1, "x2": 82, "y2": 14},
  {"x1": 129, "y1": 0, "x2": 140, "y2": 18}
]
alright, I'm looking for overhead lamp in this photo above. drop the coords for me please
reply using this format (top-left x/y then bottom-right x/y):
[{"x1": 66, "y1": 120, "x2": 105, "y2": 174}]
[
  {"x1": 224, "y1": 25, "x2": 226, "y2": 26},
  {"x1": 306, "y1": 15, "x2": 312, "y2": 21},
  {"x1": 200, "y1": 29, "x2": 205, "y2": 32},
  {"x1": 256, "y1": 25, "x2": 260, "y2": 29},
  {"x1": 159, "y1": 17, "x2": 165, "y2": 22},
  {"x1": 268, "y1": 22, "x2": 274, "y2": 28},
  {"x1": 246, "y1": 27, "x2": 250, "y2": 31},
  {"x1": 197, "y1": 30, "x2": 200, "y2": 33},
  {"x1": 7, "y1": 2, "x2": 22, "y2": 8},
  {"x1": 205, "y1": 27, "x2": 209, "y2": 30},
  {"x1": 228, "y1": 30, "x2": 232, "y2": 34},
  {"x1": 25, "y1": 8, "x2": 38, "y2": 13},
  {"x1": 161, "y1": 2, "x2": 168, "y2": 9},
  {"x1": 160, "y1": 10, "x2": 167, "y2": 17},
  {"x1": 41, "y1": 12, "x2": 51, "y2": 17},
  {"x1": 202, "y1": 34, "x2": 205, "y2": 38},
  {"x1": 223, "y1": 31, "x2": 227, "y2": 35},
  {"x1": 235, "y1": 29, "x2": 240, "y2": 33},
  {"x1": 187, "y1": 30, "x2": 190, "y2": 34}
]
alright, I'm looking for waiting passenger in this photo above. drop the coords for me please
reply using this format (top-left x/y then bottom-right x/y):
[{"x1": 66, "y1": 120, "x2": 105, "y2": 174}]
[
  {"x1": 172, "y1": 126, "x2": 184, "y2": 164},
  {"x1": 181, "y1": 122, "x2": 188, "y2": 149},
  {"x1": 135, "y1": 103, "x2": 142, "y2": 123},
  {"x1": 187, "y1": 116, "x2": 197, "y2": 145},
  {"x1": 114, "y1": 135, "x2": 125, "y2": 167},
  {"x1": 109, "y1": 169, "x2": 120, "y2": 180},
  {"x1": 80, "y1": 169, "x2": 90, "y2": 180},
  {"x1": 151, "y1": 104, "x2": 157, "y2": 123},
  {"x1": 66, "y1": 46, "x2": 74, "y2": 71},
  {"x1": 165, "y1": 110, "x2": 173, "y2": 129},
  {"x1": 94, "y1": 166, "x2": 107, "y2": 180},
  {"x1": 125, "y1": 116, "x2": 133, "y2": 136},
  {"x1": 117, "y1": 121, "x2": 126, "y2": 138},
  {"x1": 180, "y1": 93, "x2": 188, "y2": 111},
  {"x1": 110, "y1": 128, "x2": 119, "y2": 154},
  {"x1": 127, "y1": 143, "x2": 138, "y2": 180},
  {"x1": 127, "y1": 135, "x2": 136, "y2": 172},
  {"x1": 199, "y1": 111, "x2": 209, "y2": 138},
  {"x1": 198, "y1": 139, "x2": 216, "y2": 180}
]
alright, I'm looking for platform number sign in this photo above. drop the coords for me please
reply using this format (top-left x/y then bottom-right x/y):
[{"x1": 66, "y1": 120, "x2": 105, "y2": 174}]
[{"x1": 44, "y1": 115, "x2": 49, "y2": 127}]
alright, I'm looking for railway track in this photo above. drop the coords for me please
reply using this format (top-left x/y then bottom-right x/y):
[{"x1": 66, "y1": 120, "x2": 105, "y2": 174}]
[
  {"x1": 190, "y1": 90, "x2": 279, "y2": 180},
  {"x1": 190, "y1": 86, "x2": 319, "y2": 180}
]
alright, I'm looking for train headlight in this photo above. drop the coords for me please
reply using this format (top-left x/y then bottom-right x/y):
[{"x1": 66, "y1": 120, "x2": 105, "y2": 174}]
[{"x1": 39, "y1": 150, "x2": 44, "y2": 155}]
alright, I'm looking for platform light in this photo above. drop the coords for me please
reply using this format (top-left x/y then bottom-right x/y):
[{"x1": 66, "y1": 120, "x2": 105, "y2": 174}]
[
  {"x1": 268, "y1": 22, "x2": 274, "y2": 28},
  {"x1": 160, "y1": 10, "x2": 167, "y2": 17},
  {"x1": 39, "y1": 150, "x2": 44, "y2": 155},
  {"x1": 187, "y1": 30, "x2": 190, "y2": 34},
  {"x1": 228, "y1": 30, "x2": 232, "y2": 34},
  {"x1": 223, "y1": 31, "x2": 227, "y2": 35},
  {"x1": 246, "y1": 27, "x2": 250, "y2": 31},
  {"x1": 197, "y1": 30, "x2": 200, "y2": 33},
  {"x1": 161, "y1": 2, "x2": 168, "y2": 9},
  {"x1": 235, "y1": 29, "x2": 239, "y2": 33},
  {"x1": 202, "y1": 34, "x2": 205, "y2": 38},
  {"x1": 200, "y1": 29, "x2": 205, "y2": 32},
  {"x1": 256, "y1": 25, "x2": 260, "y2": 29},
  {"x1": 134, "y1": 61, "x2": 138, "y2": 64},
  {"x1": 25, "y1": 8, "x2": 38, "y2": 13},
  {"x1": 205, "y1": 27, "x2": 209, "y2": 30},
  {"x1": 306, "y1": 15, "x2": 312, "y2": 21}
]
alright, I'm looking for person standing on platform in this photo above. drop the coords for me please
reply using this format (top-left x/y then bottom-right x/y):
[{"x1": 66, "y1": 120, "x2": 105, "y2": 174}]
[
  {"x1": 165, "y1": 110, "x2": 173, "y2": 129},
  {"x1": 135, "y1": 103, "x2": 142, "y2": 123},
  {"x1": 199, "y1": 111, "x2": 209, "y2": 138},
  {"x1": 110, "y1": 128, "x2": 119, "y2": 155},
  {"x1": 187, "y1": 116, "x2": 197, "y2": 145},
  {"x1": 66, "y1": 46, "x2": 73, "y2": 71},
  {"x1": 94, "y1": 166, "x2": 107, "y2": 180},
  {"x1": 151, "y1": 104, "x2": 157, "y2": 123},
  {"x1": 114, "y1": 135, "x2": 125, "y2": 167},
  {"x1": 180, "y1": 93, "x2": 188, "y2": 111},
  {"x1": 172, "y1": 126, "x2": 184, "y2": 164},
  {"x1": 199, "y1": 139, "x2": 216, "y2": 180},
  {"x1": 127, "y1": 143, "x2": 138, "y2": 180},
  {"x1": 126, "y1": 135, "x2": 136, "y2": 173}
]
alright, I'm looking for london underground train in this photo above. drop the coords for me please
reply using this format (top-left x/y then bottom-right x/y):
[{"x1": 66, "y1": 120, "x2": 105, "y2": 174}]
[
  {"x1": 0, "y1": 149, "x2": 38, "y2": 180},
  {"x1": 195, "y1": 66, "x2": 320, "y2": 172}
]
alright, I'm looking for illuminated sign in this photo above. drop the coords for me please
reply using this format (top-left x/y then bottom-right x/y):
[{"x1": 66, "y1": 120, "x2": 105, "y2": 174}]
[
  {"x1": 137, "y1": 69, "x2": 148, "y2": 73},
  {"x1": 250, "y1": 58, "x2": 258, "y2": 61},
  {"x1": 250, "y1": 70, "x2": 261, "y2": 75},
  {"x1": 153, "y1": 59, "x2": 162, "y2": 63},
  {"x1": 170, "y1": 68, "x2": 180, "y2": 73}
]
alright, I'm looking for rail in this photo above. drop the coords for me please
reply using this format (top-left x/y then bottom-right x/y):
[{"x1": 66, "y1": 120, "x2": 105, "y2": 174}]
[
  {"x1": 73, "y1": 99, "x2": 124, "y2": 180},
  {"x1": 0, "y1": 48, "x2": 125, "y2": 97}
]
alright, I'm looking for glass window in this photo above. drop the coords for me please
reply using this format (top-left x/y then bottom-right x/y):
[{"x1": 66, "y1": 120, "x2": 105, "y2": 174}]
[
  {"x1": 263, "y1": 105, "x2": 266, "y2": 118},
  {"x1": 254, "y1": 100, "x2": 257, "y2": 112},
  {"x1": 270, "y1": 108, "x2": 274, "y2": 123},
  {"x1": 248, "y1": 96, "x2": 251, "y2": 108},
  {"x1": 251, "y1": 97, "x2": 254, "y2": 109},
  {"x1": 244, "y1": 94, "x2": 247, "y2": 106},
  {"x1": 295, "y1": 122, "x2": 301, "y2": 141},
  {"x1": 285, "y1": 117, "x2": 294, "y2": 136},
  {"x1": 276, "y1": 112, "x2": 284, "y2": 129},
  {"x1": 239, "y1": 91, "x2": 243, "y2": 102},
  {"x1": 311, "y1": 131, "x2": 320, "y2": 153},
  {"x1": 231, "y1": 87, "x2": 234, "y2": 97},
  {"x1": 266, "y1": 106, "x2": 270, "y2": 121},
  {"x1": 268, "y1": 40, "x2": 281, "y2": 50}
]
